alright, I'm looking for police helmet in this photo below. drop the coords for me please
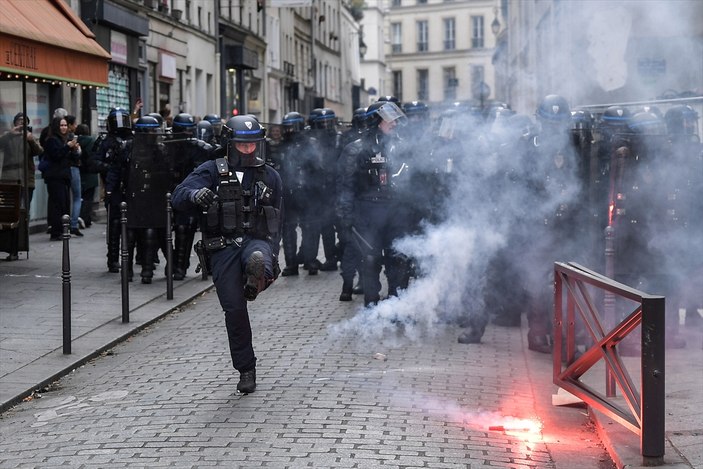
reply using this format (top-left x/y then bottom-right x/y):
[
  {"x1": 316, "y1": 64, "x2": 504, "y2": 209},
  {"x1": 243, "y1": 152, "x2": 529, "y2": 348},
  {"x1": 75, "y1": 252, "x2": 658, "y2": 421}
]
[
  {"x1": 377, "y1": 95, "x2": 400, "y2": 104},
  {"x1": 309, "y1": 108, "x2": 337, "y2": 131},
  {"x1": 664, "y1": 104, "x2": 699, "y2": 136},
  {"x1": 106, "y1": 107, "x2": 131, "y2": 135},
  {"x1": 402, "y1": 101, "x2": 429, "y2": 121},
  {"x1": 196, "y1": 120, "x2": 214, "y2": 143},
  {"x1": 223, "y1": 115, "x2": 266, "y2": 167},
  {"x1": 536, "y1": 95, "x2": 571, "y2": 123},
  {"x1": 203, "y1": 113, "x2": 223, "y2": 136},
  {"x1": 133, "y1": 116, "x2": 161, "y2": 133},
  {"x1": 351, "y1": 107, "x2": 368, "y2": 129},
  {"x1": 172, "y1": 113, "x2": 196, "y2": 135},
  {"x1": 571, "y1": 110, "x2": 593, "y2": 131},
  {"x1": 365, "y1": 100, "x2": 406, "y2": 129},
  {"x1": 600, "y1": 105, "x2": 632, "y2": 128},
  {"x1": 282, "y1": 111, "x2": 306, "y2": 138},
  {"x1": 628, "y1": 111, "x2": 667, "y2": 135},
  {"x1": 146, "y1": 112, "x2": 165, "y2": 132}
]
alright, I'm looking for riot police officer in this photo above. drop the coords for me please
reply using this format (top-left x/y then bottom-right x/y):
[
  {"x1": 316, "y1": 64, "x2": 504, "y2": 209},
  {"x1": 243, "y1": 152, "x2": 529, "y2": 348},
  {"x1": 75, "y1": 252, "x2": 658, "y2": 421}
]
[
  {"x1": 98, "y1": 107, "x2": 133, "y2": 273},
  {"x1": 171, "y1": 115, "x2": 283, "y2": 394},
  {"x1": 340, "y1": 107, "x2": 368, "y2": 150},
  {"x1": 170, "y1": 113, "x2": 215, "y2": 280},
  {"x1": 524, "y1": 94, "x2": 583, "y2": 353},
  {"x1": 278, "y1": 111, "x2": 324, "y2": 276},
  {"x1": 308, "y1": 108, "x2": 342, "y2": 271},
  {"x1": 336, "y1": 100, "x2": 407, "y2": 306}
]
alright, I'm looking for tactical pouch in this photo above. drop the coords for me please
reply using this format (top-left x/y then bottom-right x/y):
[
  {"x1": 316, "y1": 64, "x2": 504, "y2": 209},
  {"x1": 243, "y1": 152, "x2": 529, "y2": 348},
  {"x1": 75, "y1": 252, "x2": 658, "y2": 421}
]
[
  {"x1": 262, "y1": 206, "x2": 280, "y2": 235},
  {"x1": 204, "y1": 237, "x2": 226, "y2": 251},
  {"x1": 205, "y1": 205, "x2": 219, "y2": 231},
  {"x1": 221, "y1": 201, "x2": 237, "y2": 231}
]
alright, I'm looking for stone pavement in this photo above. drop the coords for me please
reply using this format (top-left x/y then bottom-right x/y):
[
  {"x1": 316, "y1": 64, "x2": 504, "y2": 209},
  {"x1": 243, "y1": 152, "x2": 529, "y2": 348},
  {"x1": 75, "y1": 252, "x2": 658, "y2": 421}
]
[{"x1": 0, "y1": 221, "x2": 701, "y2": 468}]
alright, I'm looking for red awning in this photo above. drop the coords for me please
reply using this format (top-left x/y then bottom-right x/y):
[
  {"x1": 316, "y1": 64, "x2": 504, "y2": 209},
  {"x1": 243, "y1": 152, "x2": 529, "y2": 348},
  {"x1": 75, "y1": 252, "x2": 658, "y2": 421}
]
[{"x1": 0, "y1": 0, "x2": 111, "y2": 86}]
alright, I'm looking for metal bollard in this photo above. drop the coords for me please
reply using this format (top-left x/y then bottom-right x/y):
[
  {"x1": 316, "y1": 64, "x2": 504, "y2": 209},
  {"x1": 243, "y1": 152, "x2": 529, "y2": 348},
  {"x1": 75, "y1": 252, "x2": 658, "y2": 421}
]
[
  {"x1": 166, "y1": 193, "x2": 173, "y2": 300},
  {"x1": 120, "y1": 202, "x2": 129, "y2": 323},
  {"x1": 61, "y1": 215, "x2": 72, "y2": 354}
]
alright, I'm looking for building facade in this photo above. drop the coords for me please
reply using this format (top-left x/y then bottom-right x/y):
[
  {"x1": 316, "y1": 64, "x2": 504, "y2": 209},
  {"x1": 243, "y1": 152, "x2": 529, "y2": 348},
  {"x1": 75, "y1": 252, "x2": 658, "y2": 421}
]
[{"x1": 362, "y1": 0, "x2": 501, "y2": 112}]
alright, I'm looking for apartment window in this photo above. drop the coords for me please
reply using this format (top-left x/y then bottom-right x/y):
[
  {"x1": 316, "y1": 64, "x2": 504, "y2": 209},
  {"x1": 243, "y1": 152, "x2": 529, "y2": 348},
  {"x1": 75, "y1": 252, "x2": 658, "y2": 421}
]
[
  {"x1": 443, "y1": 67, "x2": 457, "y2": 100},
  {"x1": 186, "y1": 0, "x2": 191, "y2": 23},
  {"x1": 392, "y1": 70, "x2": 403, "y2": 102},
  {"x1": 417, "y1": 69, "x2": 428, "y2": 101},
  {"x1": 417, "y1": 0, "x2": 427, "y2": 4},
  {"x1": 443, "y1": 18, "x2": 455, "y2": 50},
  {"x1": 417, "y1": 21, "x2": 428, "y2": 52},
  {"x1": 471, "y1": 16, "x2": 484, "y2": 48},
  {"x1": 392, "y1": 0, "x2": 401, "y2": 5},
  {"x1": 391, "y1": 23, "x2": 402, "y2": 53},
  {"x1": 198, "y1": 6, "x2": 202, "y2": 29}
]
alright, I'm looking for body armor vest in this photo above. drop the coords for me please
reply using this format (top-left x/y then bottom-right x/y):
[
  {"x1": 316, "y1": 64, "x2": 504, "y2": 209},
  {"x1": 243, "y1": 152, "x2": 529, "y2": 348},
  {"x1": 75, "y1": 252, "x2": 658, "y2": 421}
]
[
  {"x1": 359, "y1": 139, "x2": 395, "y2": 199},
  {"x1": 202, "y1": 158, "x2": 278, "y2": 242}
]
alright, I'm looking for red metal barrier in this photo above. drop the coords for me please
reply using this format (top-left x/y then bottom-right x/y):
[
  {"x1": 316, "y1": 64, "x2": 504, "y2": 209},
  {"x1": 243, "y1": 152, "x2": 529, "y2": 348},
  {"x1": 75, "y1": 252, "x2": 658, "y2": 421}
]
[{"x1": 553, "y1": 261, "x2": 665, "y2": 461}]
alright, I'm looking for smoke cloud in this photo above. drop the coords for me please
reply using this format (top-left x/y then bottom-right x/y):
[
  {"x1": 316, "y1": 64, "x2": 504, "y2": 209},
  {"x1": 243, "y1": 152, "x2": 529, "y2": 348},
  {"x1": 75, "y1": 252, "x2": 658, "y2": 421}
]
[{"x1": 330, "y1": 0, "x2": 702, "y2": 345}]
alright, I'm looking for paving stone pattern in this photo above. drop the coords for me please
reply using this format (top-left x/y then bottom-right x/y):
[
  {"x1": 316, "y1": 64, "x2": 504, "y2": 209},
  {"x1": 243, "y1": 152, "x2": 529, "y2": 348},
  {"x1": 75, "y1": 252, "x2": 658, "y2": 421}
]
[{"x1": 0, "y1": 269, "x2": 591, "y2": 468}]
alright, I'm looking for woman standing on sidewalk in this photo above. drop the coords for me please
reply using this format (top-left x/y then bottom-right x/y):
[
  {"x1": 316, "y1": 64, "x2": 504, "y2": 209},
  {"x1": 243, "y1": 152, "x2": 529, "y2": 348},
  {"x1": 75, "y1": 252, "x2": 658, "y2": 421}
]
[{"x1": 42, "y1": 117, "x2": 81, "y2": 240}]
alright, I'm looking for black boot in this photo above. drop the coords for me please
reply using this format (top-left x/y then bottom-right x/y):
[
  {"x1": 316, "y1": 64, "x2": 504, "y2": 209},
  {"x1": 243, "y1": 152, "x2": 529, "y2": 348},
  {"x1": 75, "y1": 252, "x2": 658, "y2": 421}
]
[
  {"x1": 172, "y1": 225, "x2": 188, "y2": 280},
  {"x1": 320, "y1": 259, "x2": 338, "y2": 271},
  {"x1": 237, "y1": 368, "x2": 256, "y2": 394},
  {"x1": 107, "y1": 218, "x2": 121, "y2": 273},
  {"x1": 281, "y1": 265, "x2": 299, "y2": 276},
  {"x1": 244, "y1": 251, "x2": 266, "y2": 301},
  {"x1": 339, "y1": 281, "x2": 353, "y2": 301}
]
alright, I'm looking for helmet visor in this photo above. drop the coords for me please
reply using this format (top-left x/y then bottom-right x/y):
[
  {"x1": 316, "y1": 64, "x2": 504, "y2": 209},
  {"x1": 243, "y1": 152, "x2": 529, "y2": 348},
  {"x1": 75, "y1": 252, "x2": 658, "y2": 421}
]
[
  {"x1": 376, "y1": 102, "x2": 406, "y2": 124},
  {"x1": 227, "y1": 140, "x2": 266, "y2": 167}
]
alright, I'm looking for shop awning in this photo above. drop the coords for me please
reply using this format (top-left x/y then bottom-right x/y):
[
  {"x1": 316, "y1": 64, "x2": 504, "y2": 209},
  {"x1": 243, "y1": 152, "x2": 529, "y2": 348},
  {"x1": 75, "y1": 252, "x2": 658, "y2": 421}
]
[{"x1": 0, "y1": 0, "x2": 111, "y2": 87}]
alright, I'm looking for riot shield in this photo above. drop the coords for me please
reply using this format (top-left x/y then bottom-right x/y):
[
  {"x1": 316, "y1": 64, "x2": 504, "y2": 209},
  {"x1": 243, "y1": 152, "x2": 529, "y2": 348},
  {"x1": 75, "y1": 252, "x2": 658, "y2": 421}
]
[
  {"x1": 125, "y1": 132, "x2": 172, "y2": 228},
  {"x1": 163, "y1": 132, "x2": 197, "y2": 188}
]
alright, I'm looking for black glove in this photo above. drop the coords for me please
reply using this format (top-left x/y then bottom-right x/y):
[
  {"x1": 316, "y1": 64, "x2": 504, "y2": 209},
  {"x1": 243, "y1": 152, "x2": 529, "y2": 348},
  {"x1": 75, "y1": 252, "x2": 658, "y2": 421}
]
[{"x1": 192, "y1": 187, "x2": 217, "y2": 209}]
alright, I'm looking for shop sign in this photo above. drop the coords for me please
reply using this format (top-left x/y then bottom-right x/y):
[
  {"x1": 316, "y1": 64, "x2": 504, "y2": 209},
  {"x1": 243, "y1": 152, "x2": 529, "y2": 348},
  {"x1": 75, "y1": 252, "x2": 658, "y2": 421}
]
[{"x1": 110, "y1": 31, "x2": 128, "y2": 65}]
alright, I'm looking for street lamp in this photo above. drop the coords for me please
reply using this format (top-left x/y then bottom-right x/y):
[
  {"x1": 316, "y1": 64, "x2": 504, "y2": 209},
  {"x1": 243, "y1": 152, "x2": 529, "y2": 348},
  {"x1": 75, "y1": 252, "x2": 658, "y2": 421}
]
[
  {"x1": 359, "y1": 39, "x2": 368, "y2": 59},
  {"x1": 491, "y1": 7, "x2": 501, "y2": 36}
]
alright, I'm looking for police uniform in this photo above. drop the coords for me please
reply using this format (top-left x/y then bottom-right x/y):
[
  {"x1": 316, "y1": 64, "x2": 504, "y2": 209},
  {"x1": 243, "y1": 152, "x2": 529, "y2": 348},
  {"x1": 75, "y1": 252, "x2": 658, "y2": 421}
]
[{"x1": 171, "y1": 115, "x2": 282, "y2": 393}]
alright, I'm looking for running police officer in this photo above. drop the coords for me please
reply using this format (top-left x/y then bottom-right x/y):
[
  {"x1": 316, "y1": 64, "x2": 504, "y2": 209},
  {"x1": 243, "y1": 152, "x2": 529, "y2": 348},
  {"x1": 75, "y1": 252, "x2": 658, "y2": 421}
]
[{"x1": 171, "y1": 115, "x2": 283, "y2": 394}]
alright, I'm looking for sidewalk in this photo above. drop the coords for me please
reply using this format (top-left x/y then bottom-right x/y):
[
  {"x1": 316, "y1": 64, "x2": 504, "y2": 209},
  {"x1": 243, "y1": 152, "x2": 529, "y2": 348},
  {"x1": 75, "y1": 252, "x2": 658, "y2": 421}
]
[{"x1": 0, "y1": 221, "x2": 701, "y2": 468}]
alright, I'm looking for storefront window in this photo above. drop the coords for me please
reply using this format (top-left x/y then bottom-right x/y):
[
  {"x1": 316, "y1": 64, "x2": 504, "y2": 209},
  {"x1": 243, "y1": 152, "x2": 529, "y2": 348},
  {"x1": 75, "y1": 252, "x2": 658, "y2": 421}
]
[
  {"x1": 96, "y1": 66, "x2": 131, "y2": 130},
  {"x1": 0, "y1": 81, "x2": 50, "y2": 221}
]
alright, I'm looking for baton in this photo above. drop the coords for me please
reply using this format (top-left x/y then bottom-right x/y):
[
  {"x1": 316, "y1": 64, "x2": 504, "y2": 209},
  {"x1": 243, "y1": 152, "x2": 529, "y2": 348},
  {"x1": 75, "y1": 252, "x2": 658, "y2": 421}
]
[{"x1": 350, "y1": 226, "x2": 374, "y2": 253}]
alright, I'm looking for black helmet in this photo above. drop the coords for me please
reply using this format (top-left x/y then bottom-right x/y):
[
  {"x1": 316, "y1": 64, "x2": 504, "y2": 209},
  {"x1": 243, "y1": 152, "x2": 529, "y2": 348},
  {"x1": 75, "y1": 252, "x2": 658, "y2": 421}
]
[
  {"x1": 172, "y1": 113, "x2": 196, "y2": 135},
  {"x1": 309, "y1": 108, "x2": 337, "y2": 131},
  {"x1": 571, "y1": 110, "x2": 593, "y2": 131},
  {"x1": 628, "y1": 111, "x2": 666, "y2": 135},
  {"x1": 203, "y1": 113, "x2": 222, "y2": 136},
  {"x1": 282, "y1": 111, "x2": 306, "y2": 139},
  {"x1": 107, "y1": 107, "x2": 131, "y2": 135},
  {"x1": 664, "y1": 104, "x2": 699, "y2": 135},
  {"x1": 377, "y1": 95, "x2": 400, "y2": 104},
  {"x1": 351, "y1": 107, "x2": 368, "y2": 129},
  {"x1": 133, "y1": 116, "x2": 161, "y2": 133},
  {"x1": 402, "y1": 101, "x2": 429, "y2": 121},
  {"x1": 536, "y1": 95, "x2": 571, "y2": 123},
  {"x1": 600, "y1": 105, "x2": 632, "y2": 128},
  {"x1": 196, "y1": 120, "x2": 214, "y2": 143},
  {"x1": 223, "y1": 115, "x2": 266, "y2": 167},
  {"x1": 146, "y1": 112, "x2": 165, "y2": 130},
  {"x1": 365, "y1": 100, "x2": 406, "y2": 128}
]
